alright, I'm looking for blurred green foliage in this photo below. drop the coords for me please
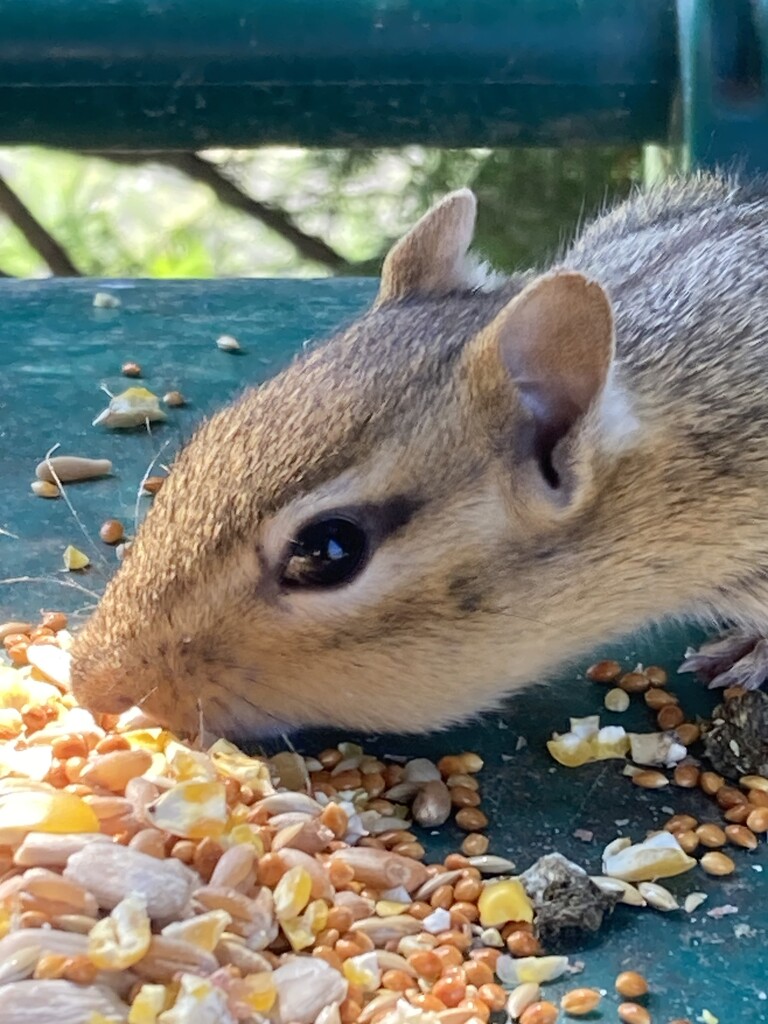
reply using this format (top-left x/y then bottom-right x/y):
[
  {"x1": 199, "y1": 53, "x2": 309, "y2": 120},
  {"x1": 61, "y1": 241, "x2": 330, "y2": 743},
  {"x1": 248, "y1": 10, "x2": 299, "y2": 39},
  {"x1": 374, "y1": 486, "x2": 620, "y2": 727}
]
[{"x1": 0, "y1": 145, "x2": 644, "y2": 279}]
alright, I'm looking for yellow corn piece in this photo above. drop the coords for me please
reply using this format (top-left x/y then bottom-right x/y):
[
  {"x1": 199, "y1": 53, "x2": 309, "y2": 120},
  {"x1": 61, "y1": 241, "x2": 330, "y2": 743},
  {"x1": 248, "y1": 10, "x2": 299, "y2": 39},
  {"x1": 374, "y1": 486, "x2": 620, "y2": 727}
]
[
  {"x1": 375, "y1": 900, "x2": 410, "y2": 917},
  {"x1": 242, "y1": 971, "x2": 277, "y2": 1014},
  {"x1": 225, "y1": 824, "x2": 265, "y2": 856},
  {"x1": 0, "y1": 675, "x2": 61, "y2": 711},
  {"x1": 147, "y1": 781, "x2": 228, "y2": 840},
  {"x1": 208, "y1": 739, "x2": 274, "y2": 793},
  {"x1": 343, "y1": 951, "x2": 381, "y2": 992},
  {"x1": 0, "y1": 789, "x2": 100, "y2": 845},
  {"x1": 478, "y1": 879, "x2": 534, "y2": 928},
  {"x1": 500, "y1": 955, "x2": 570, "y2": 985},
  {"x1": 0, "y1": 904, "x2": 11, "y2": 940},
  {"x1": 121, "y1": 728, "x2": 174, "y2": 753},
  {"x1": 128, "y1": 985, "x2": 169, "y2": 1024},
  {"x1": 602, "y1": 831, "x2": 696, "y2": 881},
  {"x1": 547, "y1": 723, "x2": 629, "y2": 768},
  {"x1": 280, "y1": 915, "x2": 315, "y2": 952},
  {"x1": 157, "y1": 973, "x2": 231, "y2": 1023},
  {"x1": 273, "y1": 865, "x2": 312, "y2": 919},
  {"x1": 88, "y1": 894, "x2": 151, "y2": 970},
  {"x1": 63, "y1": 545, "x2": 90, "y2": 571},
  {"x1": 166, "y1": 742, "x2": 218, "y2": 782},
  {"x1": 161, "y1": 910, "x2": 231, "y2": 952},
  {"x1": 303, "y1": 899, "x2": 328, "y2": 935}
]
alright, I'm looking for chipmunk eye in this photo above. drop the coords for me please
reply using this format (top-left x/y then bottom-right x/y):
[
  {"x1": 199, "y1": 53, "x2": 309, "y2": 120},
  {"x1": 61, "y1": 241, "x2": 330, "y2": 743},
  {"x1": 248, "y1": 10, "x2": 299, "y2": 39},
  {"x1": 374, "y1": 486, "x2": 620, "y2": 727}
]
[{"x1": 281, "y1": 516, "x2": 369, "y2": 588}]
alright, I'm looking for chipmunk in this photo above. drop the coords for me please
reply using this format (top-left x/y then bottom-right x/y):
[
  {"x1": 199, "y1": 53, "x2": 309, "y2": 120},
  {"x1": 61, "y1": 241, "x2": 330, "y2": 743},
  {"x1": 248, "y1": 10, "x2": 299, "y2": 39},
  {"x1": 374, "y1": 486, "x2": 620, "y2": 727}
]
[{"x1": 71, "y1": 172, "x2": 768, "y2": 739}]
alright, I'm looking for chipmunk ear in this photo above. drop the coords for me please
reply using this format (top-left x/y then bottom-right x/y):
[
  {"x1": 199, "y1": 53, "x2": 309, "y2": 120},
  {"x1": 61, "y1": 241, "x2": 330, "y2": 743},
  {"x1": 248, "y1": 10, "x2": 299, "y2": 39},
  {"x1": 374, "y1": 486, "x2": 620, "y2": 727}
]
[
  {"x1": 465, "y1": 271, "x2": 617, "y2": 504},
  {"x1": 375, "y1": 189, "x2": 477, "y2": 304}
]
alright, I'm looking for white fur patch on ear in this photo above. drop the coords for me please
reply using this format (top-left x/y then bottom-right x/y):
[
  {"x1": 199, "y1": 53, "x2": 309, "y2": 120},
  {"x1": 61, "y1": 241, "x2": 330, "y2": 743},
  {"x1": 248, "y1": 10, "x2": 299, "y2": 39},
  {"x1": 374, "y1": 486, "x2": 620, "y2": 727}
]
[
  {"x1": 461, "y1": 254, "x2": 507, "y2": 293},
  {"x1": 593, "y1": 370, "x2": 641, "y2": 452}
]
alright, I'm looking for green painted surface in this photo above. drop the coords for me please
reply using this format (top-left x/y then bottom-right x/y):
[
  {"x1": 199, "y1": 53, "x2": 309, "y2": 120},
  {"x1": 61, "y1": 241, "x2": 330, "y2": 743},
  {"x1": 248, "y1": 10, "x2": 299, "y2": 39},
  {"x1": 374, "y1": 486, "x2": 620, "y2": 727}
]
[
  {"x1": 0, "y1": 0, "x2": 676, "y2": 147},
  {"x1": 679, "y1": 0, "x2": 768, "y2": 176},
  {"x1": 0, "y1": 278, "x2": 765, "y2": 1020}
]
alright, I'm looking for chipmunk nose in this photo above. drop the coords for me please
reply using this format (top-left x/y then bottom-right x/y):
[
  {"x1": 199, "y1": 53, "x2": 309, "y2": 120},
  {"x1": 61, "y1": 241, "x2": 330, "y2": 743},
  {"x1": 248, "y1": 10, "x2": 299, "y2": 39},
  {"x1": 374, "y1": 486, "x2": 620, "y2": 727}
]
[{"x1": 69, "y1": 657, "x2": 135, "y2": 714}]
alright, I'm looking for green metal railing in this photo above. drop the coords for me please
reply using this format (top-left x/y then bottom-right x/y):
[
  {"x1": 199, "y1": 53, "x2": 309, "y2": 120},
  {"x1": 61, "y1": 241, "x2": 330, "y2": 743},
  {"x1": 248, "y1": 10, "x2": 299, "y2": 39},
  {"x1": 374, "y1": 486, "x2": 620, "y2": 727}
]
[{"x1": 0, "y1": 1, "x2": 765, "y2": 169}]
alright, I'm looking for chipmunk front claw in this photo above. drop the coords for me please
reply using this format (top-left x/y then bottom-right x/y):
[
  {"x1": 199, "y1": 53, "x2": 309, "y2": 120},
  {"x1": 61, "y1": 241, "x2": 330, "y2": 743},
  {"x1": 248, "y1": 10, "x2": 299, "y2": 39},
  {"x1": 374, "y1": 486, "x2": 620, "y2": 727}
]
[{"x1": 678, "y1": 630, "x2": 768, "y2": 690}]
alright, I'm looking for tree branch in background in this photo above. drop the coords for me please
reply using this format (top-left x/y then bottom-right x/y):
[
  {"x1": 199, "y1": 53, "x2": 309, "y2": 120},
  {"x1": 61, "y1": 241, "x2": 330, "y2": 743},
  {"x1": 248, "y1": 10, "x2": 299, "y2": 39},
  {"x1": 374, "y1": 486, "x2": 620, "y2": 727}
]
[
  {"x1": 89, "y1": 151, "x2": 354, "y2": 273},
  {"x1": 0, "y1": 174, "x2": 81, "y2": 276}
]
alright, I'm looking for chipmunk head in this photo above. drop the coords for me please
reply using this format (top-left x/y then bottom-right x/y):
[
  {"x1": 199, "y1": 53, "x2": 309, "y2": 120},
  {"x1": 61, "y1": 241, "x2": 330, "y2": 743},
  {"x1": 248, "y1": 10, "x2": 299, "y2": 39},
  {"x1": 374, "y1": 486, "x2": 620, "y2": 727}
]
[{"x1": 72, "y1": 190, "x2": 621, "y2": 739}]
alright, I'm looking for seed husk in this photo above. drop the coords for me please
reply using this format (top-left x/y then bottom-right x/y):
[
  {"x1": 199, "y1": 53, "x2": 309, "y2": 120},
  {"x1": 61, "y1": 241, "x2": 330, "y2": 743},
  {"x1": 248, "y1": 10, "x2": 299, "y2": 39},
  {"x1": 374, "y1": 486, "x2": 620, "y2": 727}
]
[
  {"x1": 35, "y1": 456, "x2": 112, "y2": 483},
  {"x1": 31, "y1": 480, "x2": 60, "y2": 499},
  {"x1": 637, "y1": 881, "x2": 678, "y2": 911},
  {"x1": 506, "y1": 983, "x2": 541, "y2": 1020}
]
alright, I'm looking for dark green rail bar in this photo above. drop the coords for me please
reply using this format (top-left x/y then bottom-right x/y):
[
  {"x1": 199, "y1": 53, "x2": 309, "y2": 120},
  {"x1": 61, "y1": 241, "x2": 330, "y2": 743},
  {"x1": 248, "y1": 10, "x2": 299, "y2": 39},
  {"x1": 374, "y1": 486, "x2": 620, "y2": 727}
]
[{"x1": 0, "y1": 0, "x2": 677, "y2": 149}]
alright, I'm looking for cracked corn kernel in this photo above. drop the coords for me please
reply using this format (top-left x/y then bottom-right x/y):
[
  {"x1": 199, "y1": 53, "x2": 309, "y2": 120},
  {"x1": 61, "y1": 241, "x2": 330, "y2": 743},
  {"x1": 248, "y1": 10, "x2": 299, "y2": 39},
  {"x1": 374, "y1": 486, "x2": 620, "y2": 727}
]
[
  {"x1": 273, "y1": 865, "x2": 312, "y2": 919},
  {"x1": 601, "y1": 831, "x2": 696, "y2": 881},
  {"x1": 88, "y1": 894, "x2": 151, "y2": 969},
  {"x1": 161, "y1": 909, "x2": 231, "y2": 952},
  {"x1": 0, "y1": 789, "x2": 100, "y2": 844},
  {"x1": 241, "y1": 971, "x2": 277, "y2": 1013},
  {"x1": 62, "y1": 545, "x2": 90, "y2": 571},
  {"x1": 478, "y1": 879, "x2": 534, "y2": 927},
  {"x1": 146, "y1": 780, "x2": 228, "y2": 839},
  {"x1": 128, "y1": 984, "x2": 169, "y2": 1024},
  {"x1": 343, "y1": 950, "x2": 381, "y2": 991}
]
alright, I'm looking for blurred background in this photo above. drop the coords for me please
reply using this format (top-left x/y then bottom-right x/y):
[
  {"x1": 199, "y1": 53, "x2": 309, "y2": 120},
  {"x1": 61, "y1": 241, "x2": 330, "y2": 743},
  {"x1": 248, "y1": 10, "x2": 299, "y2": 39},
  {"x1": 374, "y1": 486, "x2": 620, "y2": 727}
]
[{"x1": 0, "y1": 145, "x2": 677, "y2": 279}]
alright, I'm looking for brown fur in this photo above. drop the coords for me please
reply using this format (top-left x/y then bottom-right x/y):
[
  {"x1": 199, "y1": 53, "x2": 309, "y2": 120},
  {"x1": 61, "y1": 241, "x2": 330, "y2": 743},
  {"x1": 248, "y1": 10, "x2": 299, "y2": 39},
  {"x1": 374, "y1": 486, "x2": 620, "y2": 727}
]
[{"x1": 71, "y1": 172, "x2": 768, "y2": 738}]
